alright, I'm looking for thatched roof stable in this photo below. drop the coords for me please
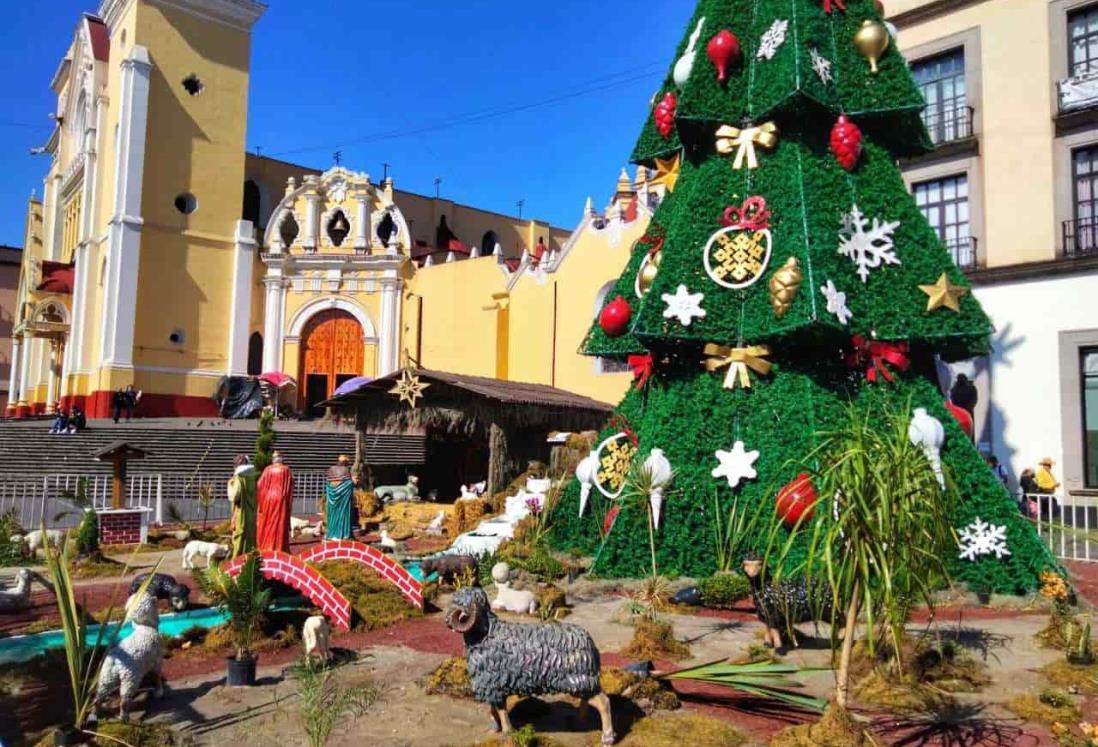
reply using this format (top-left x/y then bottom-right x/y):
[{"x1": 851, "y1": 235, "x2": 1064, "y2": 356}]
[{"x1": 322, "y1": 369, "x2": 613, "y2": 436}]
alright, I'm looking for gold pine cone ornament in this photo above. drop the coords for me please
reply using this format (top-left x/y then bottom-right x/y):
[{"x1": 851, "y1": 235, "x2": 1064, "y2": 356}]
[{"x1": 768, "y1": 256, "x2": 802, "y2": 319}]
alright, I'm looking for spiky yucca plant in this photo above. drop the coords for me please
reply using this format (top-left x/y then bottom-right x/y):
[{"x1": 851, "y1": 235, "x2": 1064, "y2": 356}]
[{"x1": 195, "y1": 554, "x2": 271, "y2": 661}]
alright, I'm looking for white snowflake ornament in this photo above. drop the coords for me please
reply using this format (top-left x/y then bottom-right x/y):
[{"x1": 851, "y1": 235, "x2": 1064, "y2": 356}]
[
  {"x1": 756, "y1": 19, "x2": 789, "y2": 60},
  {"x1": 712, "y1": 440, "x2": 759, "y2": 489},
  {"x1": 809, "y1": 48, "x2": 832, "y2": 84},
  {"x1": 661, "y1": 284, "x2": 706, "y2": 326},
  {"x1": 838, "y1": 205, "x2": 901, "y2": 283},
  {"x1": 820, "y1": 280, "x2": 852, "y2": 325},
  {"x1": 957, "y1": 518, "x2": 1011, "y2": 561}
]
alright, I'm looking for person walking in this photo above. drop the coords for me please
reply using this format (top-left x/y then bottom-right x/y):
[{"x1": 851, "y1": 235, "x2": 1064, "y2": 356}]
[
  {"x1": 111, "y1": 389, "x2": 126, "y2": 424},
  {"x1": 1036, "y1": 457, "x2": 1060, "y2": 494},
  {"x1": 123, "y1": 385, "x2": 140, "y2": 420}
]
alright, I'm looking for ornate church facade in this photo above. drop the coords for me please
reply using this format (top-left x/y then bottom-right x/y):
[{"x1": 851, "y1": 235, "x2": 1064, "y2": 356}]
[{"x1": 9, "y1": 0, "x2": 661, "y2": 418}]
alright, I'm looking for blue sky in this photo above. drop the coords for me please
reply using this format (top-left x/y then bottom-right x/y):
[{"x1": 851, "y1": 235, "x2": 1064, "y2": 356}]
[{"x1": 0, "y1": 1, "x2": 691, "y2": 247}]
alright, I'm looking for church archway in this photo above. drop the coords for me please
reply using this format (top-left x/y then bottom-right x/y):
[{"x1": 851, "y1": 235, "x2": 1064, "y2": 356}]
[{"x1": 299, "y1": 308, "x2": 363, "y2": 417}]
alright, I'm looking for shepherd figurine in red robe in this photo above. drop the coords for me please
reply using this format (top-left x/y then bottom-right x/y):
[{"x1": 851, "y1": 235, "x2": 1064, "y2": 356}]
[{"x1": 256, "y1": 450, "x2": 294, "y2": 553}]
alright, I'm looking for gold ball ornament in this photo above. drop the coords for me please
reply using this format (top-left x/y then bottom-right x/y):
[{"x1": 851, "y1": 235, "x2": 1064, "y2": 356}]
[
  {"x1": 768, "y1": 256, "x2": 802, "y2": 319},
  {"x1": 853, "y1": 19, "x2": 890, "y2": 74},
  {"x1": 635, "y1": 250, "x2": 662, "y2": 298}
]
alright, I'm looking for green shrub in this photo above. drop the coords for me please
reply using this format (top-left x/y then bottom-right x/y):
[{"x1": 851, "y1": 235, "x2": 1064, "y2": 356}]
[
  {"x1": 510, "y1": 547, "x2": 566, "y2": 581},
  {"x1": 697, "y1": 573, "x2": 751, "y2": 610},
  {"x1": 0, "y1": 509, "x2": 25, "y2": 566},
  {"x1": 76, "y1": 509, "x2": 99, "y2": 557}
]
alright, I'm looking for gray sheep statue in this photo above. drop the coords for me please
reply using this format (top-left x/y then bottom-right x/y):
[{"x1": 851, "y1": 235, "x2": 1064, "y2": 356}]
[
  {"x1": 742, "y1": 555, "x2": 838, "y2": 650},
  {"x1": 445, "y1": 586, "x2": 615, "y2": 744},
  {"x1": 419, "y1": 554, "x2": 477, "y2": 584}
]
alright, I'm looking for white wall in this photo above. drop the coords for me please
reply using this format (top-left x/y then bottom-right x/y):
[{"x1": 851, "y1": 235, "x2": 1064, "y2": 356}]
[{"x1": 974, "y1": 272, "x2": 1098, "y2": 491}]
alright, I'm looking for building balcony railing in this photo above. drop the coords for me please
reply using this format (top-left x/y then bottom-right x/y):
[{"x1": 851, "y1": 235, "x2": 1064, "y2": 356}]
[
  {"x1": 946, "y1": 236, "x2": 978, "y2": 271},
  {"x1": 921, "y1": 105, "x2": 974, "y2": 146},
  {"x1": 1059, "y1": 69, "x2": 1098, "y2": 114},
  {"x1": 1062, "y1": 217, "x2": 1098, "y2": 258}
]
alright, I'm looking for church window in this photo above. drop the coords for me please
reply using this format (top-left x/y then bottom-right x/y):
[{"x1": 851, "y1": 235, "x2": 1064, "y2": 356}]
[
  {"x1": 174, "y1": 193, "x2": 197, "y2": 215},
  {"x1": 481, "y1": 231, "x2": 499, "y2": 255},
  {"x1": 182, "y1": 74, "x2": 204, "y2": 96},
  {"x1": 376, "y1": 212, "x2": 395, "y2": 245},
  {"x1": 279, "y1": 212, "x2": 300, "y2": 246}
]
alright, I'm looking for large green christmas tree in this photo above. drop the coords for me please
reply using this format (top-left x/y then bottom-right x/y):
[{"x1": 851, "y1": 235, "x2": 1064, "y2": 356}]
[{"x1": 551, "y1": 0, "x2": 1057, "y2": 594}]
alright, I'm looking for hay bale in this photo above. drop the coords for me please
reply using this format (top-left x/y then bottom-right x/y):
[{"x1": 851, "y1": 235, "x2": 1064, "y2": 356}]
[
  {"x1": 446, "y1": 499, "x2": 487, "y2": 538},
  {"x1": 621, "y1": 618, "x2": 690, "y2": 661},
  {"x1": 1005, "y1": 690, "x2": 1081, "y2": 726},
  {"x1": 1041, "y1": 659, "x2": 1098, "y2": 694},
  {"x1": 420, "y1": 655, "x2": 473, "y2": 698},
  {"x1": 618, "y1": 712, "x2": 742, "y2": 746},
  {"x1": 355, "y1": 490, "x2": 382, "y2": 525},
  {"x1": 770, "y1": 705, "x2": 867, "y2": 747}
]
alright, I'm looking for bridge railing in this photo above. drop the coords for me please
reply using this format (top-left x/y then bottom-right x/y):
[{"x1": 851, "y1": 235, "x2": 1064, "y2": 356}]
[{"x1": 0, "y1": 471, "x2": 329, "y2": 530}]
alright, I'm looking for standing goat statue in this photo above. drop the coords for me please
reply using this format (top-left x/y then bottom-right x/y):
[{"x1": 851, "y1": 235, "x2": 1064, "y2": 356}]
[
  {"x1": 742, "y1": 554, "x2": 838, "y2": 650},
  {"x1": 445, "y1": 586, "x2": 615, "y2": 744}
]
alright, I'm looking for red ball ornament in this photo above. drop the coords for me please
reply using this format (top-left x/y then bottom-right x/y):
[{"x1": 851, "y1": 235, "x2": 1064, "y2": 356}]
[
  {"x1": 599, "y1": 296, "x2": 633, "y2": 338},
  {"x1": 775, "y1": 473, "x2": 817, "y2": 529},
  {"x1": 654, "y1": 92, "x2": 677, "y2": 139},
  {"x1": 944, "y1": 399, "x2": 974, "y2": 440},
  {"x1": 707, "y1": 30, "x2": 741, "y2": 83},
  {"x1": 830, "y1": 115, "x2": 863, "y2": 171}
]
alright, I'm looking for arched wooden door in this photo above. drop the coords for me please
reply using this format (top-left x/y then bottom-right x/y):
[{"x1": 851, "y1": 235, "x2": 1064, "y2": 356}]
[{"x1": 299, "y1": 309, "x2": 363, "y2": 417}]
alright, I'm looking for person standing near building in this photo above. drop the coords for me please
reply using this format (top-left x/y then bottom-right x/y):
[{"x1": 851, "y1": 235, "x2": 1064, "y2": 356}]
[
  {"x1": 987, "y1": 455, "x2": 1008, "y2": 487},
  {"x1": 111, "y1": 389, "x2": 126, "y2": 424},
  {"x1": 324, "y1": 454, "x2": 354, "y2": 540},
  {"x1": 950, "y1": 373, "x2": 978, "y2": 419},
  {"x1": 227, "y1": 454, "x2": 257, "y2": 558},
  {"x1": 256, "y1": 450, "x2": 294, "y2": 553},
  {"x1": 1019, "y1": 468, "x2": 1039, "y2": 518},
  {"x1": 124, "y1": 385, "x2": 140, "y2": 420},
  {"x1": 1036, "y1": 457, "x2": 1061, "y2": 495}
]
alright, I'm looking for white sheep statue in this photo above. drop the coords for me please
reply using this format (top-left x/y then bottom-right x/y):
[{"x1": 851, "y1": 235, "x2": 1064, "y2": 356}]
[
  {"x1": 93, "y1": 592, "x2": 164, "y2": 722},
  {"x1": 302, "y1": 615, "x2": 332, "y2": 662},
  {"x1": 181, "y1": 540, "x2": 230, "y2": 570},
  {"x1": 490, "y1": 562, "x2": 538, "y2": 615},
  {"x1": 11, "y1": 529, "x2": 66, "y2": 558},
  {"x1": 0, "y1": 568, "x2": 49, "y2": 613},
  {"x1": 290, "y1": 516, "x2": 312, "y2": 536}
]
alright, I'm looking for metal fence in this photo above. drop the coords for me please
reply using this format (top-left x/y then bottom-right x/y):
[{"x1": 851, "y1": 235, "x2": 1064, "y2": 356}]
[
  {"x1": 0, "y1": 471, "x2": 329, "y2": 530},
  {"x1": 1026, "y1": 492, "x2": 1098, "y2": 563}
]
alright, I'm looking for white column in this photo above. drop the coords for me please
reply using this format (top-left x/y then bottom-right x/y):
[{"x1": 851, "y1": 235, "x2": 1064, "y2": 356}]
[
  {"x1": 6, "y1": 337, "x2": 21, "y2": 412},
  {"x1": 69, "y1": 95, "x2": 105, "y2": 376},
  {"x1": 261, "y1": 277, "x2": 285, "y2": 372},
  {"x1": 17, "y1": 333, "x2": 33, "y2": 406},
  {"x1": 46, "y1": 341, "x2": 60, "y2": 414},
  {"x1": 302, "y1": 177, "x2": 320, "y2": 252},
  {"x1": 353, "y1": 191, "x2": 370, "y2": 253},
  {"x1": 101, "y1": 46, "x2": 152, "y2": 369},
  {"x1": 227, "y1": 220, "x2": 256, "y2": 375},
  {"x1": 377, "y1": 276, "x2": 402, "y2": 376}
]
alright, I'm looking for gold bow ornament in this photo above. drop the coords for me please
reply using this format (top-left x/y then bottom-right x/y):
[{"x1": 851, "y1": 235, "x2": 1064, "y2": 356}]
[
  {"x1": 715, "y1": 121, "x2": 779, "y2": 169},
  {"x1": 703, "y1": 343, "x2": 772, "y2": 389}
]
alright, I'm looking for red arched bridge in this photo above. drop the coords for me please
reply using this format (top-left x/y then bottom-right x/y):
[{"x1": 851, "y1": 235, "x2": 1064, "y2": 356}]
[{"x1": 224, "y1": 540, "x2": 424, "y2": 631}]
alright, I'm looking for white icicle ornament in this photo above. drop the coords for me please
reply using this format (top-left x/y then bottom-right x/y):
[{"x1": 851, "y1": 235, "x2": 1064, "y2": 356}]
[
  {"x1": 644, "y1": 448, "x2": 673, "y2": 530},
  {"x1": 908, "y1": 407, "x2": 946, "y2": 488},
  {"x1": 673, "y1": 17, "x2": 706, "y2": 89},
  {"x1": 575, "y1": 451, "x2": 599, "y2": 518}
]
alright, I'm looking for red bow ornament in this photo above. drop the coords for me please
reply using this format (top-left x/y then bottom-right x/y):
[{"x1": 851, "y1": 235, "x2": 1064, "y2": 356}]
[
  {"x1": 846, "y1": 335, "x2": 910, "y2": 383},
  {"x1": 719, "y1": 196, "x2": 772, "y2": 230},
  {"x1": 628, "y1": 354, "x2": 654, "y2": 390},
  {"x1": 822, "y1": 0, "x2": 846, "y2": 12}
]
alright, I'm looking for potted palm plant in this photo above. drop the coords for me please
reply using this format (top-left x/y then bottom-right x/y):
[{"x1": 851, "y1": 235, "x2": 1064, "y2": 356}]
[{"x1": 195, "y1": 554, "x2": 271, "y2": 686}]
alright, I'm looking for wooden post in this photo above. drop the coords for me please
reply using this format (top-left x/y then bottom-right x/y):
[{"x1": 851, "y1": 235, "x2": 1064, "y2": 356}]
[
  {"x1": 111, "y1": 455, "x2": 127, "y2": 509},
  {"x1": 487, "y1": 422, "x2": 507, "y2": 500}
]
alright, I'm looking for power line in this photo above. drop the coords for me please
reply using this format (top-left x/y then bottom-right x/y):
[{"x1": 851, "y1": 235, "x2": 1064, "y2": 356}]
[{"x1": 268, "y1": 62, "x2": 666, "y2": 158}]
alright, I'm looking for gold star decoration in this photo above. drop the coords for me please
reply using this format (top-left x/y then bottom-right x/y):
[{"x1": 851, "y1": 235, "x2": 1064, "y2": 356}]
[
  {"x1": 649, "y1": 152, "x2": 681, "y2": 193},
  {"x1": 918, "y1": 273, "x2": 969, "y2": 313},
  {"x1": 389, "y1": 369, "x2": 430, "y2": 408}
]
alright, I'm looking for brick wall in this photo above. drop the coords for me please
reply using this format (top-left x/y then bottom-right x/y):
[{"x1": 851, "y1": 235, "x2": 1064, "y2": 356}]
[{"x1": 98, "y1": 509, "x2": 147, "y2": 546}]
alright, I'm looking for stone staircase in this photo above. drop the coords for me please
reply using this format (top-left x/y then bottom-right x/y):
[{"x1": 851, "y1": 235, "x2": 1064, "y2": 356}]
[{"x1": 0, "y1": 418, "x2": 424, "y2": 477}]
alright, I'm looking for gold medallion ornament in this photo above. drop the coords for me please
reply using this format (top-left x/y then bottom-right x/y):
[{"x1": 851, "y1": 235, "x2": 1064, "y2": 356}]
[
  {"x1": 593, "y1": 432, "x2": 638, "y2": 499},
  {"x1": 703, "y1": 344, "x2": 772, "y2": 390},
  {"x1": 389, "y1": 369, "x2": 430, "y2": 408},
  {"x1": 918, "y1": 273, "x2": 969, "y2": 313},
  {"x1": 635, "y1": 249, "x2": 662, "y2": 298},
  {"x1": 768, "y1": 256, "x2": 802, "y2": 318},
  {"x1": 703, "y1": 197, "x2": 773, "y2": 289},
  {"x1": 715, "y1": 121, "x2": 778, "y2": 169}
]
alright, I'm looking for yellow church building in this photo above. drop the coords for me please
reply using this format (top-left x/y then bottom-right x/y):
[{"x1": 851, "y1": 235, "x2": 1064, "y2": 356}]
[{"x1": 8, "y1": 0, "x2": 660, "y2": 419}]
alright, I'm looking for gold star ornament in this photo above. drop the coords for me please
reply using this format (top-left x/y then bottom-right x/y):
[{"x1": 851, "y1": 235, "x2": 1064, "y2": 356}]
[
  {"x1": 389, "y1": 369, "x2": 430, "y2": 408},
  {"x1": 919, "y1": 273, "x2": 969, "y2": 313},
  {"x1": 649, "y1": 153, "x2": 681, "y2": 193}
]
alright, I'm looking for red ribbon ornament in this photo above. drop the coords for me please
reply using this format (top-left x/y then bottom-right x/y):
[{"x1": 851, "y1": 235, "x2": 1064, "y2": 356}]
[
  {"x1": 607, "y1": 415, "x2": 640, "y2": 446},
  {"x1": 720, "y1": 196, "x2": 771, "y2": 231},
  {"x1": 822, "y1": 0, "x2": 846, "y2": 12},
  {"x1": 628, "y1": 354, "x2": 654, "y2": 390},
  {"x1": 846, "y1": 335, "x2": 910, "y2": 383}
]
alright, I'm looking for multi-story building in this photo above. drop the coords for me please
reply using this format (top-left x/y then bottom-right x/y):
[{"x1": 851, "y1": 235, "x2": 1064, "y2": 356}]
[
  {"x1": 7, "y1": 1, "x2": 586, "y2": 420},
  {"x1": 0, "y1": 246, "x2": 22, "y2": 411},
  {"x1": 892, "y1": 0, "x2": 1098, "y2": 495}
]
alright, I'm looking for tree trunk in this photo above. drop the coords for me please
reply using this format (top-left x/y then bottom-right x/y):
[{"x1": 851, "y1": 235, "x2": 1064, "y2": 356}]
[
  {"x1": 835, "y1": 582, "x2": 861, "y2": 710},
  {"x1": 487, "y1": 422, "x2": 508, "y2": 498}
]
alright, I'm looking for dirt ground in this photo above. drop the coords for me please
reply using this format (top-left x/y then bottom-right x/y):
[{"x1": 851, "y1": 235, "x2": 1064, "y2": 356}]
[{"x1": 6, "y1": 551, "x2": 1098, "y2": 745}]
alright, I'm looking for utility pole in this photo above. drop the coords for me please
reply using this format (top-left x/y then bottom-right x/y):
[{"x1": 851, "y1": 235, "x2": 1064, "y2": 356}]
[
  {"x1": 333, "y1": 150, "x2": 343, "y2": 166},
  {"x1": 382, "y1": 162, "x2": 391, "y2": 181},
  {"x1": 434, "y1": 177, "x2": 442, "y2": 199},
  {"x1": 516, "y1": 199, "x2": 525, "y2": 219}
]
